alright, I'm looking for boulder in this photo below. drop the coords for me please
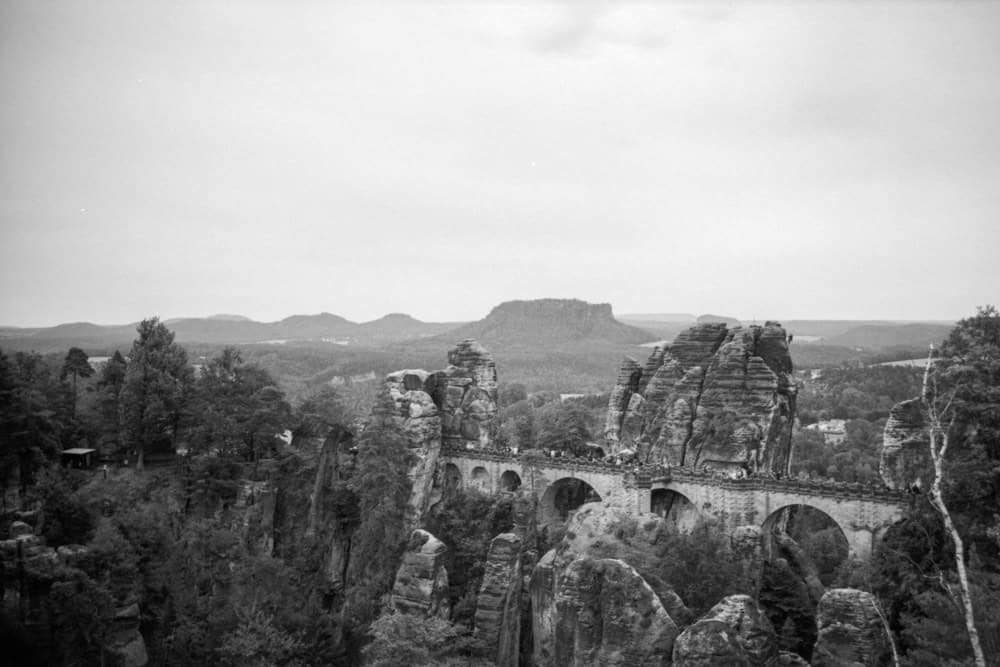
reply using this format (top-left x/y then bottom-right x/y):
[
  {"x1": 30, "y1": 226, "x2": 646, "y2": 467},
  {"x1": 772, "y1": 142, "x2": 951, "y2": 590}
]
[
  {"x1": 554, "y1": 557, "x2": 679, "y2": 666},
  {"x1": 880, "y1": 398, "x2": 933, "y2": 491},
  {"x1": 812, "y1": 588, "x2": 888, "y2": 667},
  {"x1": 672, "y1": 594, "x2": 778, "y2": 666},
  {"x1": 390, "y1": 529, "x2": 450, "y2": 619},
  {"x1": 474, "y1": 533, "x2": 523, "y2": 666},
  {"x1": 771, "y1": 651, "x2": 810, "y2": 666},
  {"x1": 105, "y1": 629, "x2": 148, "y2": 667},
  {"x1": 530, "y1": 505, "x2": 691, "y2": 666},
  {"x1": 8, "y1": 520, "x2": 32, "y2": 538}
]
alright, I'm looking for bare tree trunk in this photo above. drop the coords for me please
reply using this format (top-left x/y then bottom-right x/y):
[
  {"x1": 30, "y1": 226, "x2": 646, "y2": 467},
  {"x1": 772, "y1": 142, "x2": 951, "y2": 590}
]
[
  {"x1": 869, "y1": 592, "x2": 900, "y2": 667},
  {"x1": 922, "y1": 351, "x2": 986, "y2": 667}
]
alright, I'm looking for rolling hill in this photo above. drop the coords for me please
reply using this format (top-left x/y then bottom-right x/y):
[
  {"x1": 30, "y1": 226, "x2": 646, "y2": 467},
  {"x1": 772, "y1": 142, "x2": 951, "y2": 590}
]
[{"x1": 0, "y1": 312, "x2": 465, "y2": 353}]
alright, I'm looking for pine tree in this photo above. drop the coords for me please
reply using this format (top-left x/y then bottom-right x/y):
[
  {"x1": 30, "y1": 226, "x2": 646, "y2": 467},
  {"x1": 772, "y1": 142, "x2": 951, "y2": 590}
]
[
  {"x1": 343, "y1": 389, "x2": 413, "y2": 628},
  {"x1": 97, "y1": 350, "x2": 127, "y2": 454},
  {"x1": 60, "y1": 347, "x2": 94, "y2": 419},
  {"x1": 0, "y1": 351, "x2": 62, "y2": 496},
  {"x1": 188, "y1": 347, "x2": 290, "y2": 461},
  {"x1": 120, "y1": 319, "x2": 192, "y2": 469}
]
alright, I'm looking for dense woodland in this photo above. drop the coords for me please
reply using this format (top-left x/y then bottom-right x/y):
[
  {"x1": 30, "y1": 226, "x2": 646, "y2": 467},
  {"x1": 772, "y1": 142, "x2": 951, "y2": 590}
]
[{"x1": 0, "y1": 308, "x2": 998, "y2": 665}]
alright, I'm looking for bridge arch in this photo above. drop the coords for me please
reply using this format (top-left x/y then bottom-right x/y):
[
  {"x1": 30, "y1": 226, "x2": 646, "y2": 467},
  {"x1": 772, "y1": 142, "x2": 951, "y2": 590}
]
[
  {"x1": 540, "y1": 477, "x2": 602, "y2": 526},
  {"x1": 650, "y1": 488, "x2": 701, "y2": 532},
  {"x1": 500, "y1": 469, "x2": 522, "y2": 492},
  {"x1": 470, "y1": 466, "x2": 491, "y2": 493},
  {"x1": 442, "y1": 462, "x2": 462, "y2": 495},
  {"x1": 761, "y1": 504, "x2": 849, "y2": 579}
]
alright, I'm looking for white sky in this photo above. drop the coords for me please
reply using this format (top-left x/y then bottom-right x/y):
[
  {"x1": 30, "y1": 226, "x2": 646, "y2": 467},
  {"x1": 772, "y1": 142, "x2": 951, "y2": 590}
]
[{"x1": 1, "y1": 1, "x2": 998, "y2": 326}]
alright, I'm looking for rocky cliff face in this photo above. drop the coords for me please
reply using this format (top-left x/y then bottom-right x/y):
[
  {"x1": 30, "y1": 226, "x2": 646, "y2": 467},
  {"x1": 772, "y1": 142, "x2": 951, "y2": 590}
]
[
  {"x1": 605, "y1": 322, "x2": 796, "y2": 475},
  {"x1": 474, "y1": 533, "x2": 523, "y2": 667},
  {"x1": 529, "y1": 504, "x2": 690, "y2": 666},
  {"x1": 672, "y1": 594, "x2": 778, "y2": 666},
  {"x1": 759, "y1": 531, "x2": 826, "y2": 661},
  {"x1": 386, "y1": 339, "x2": 499, "y2": 520},
  {"x1": 812, "y1": 588, "x2": 888, "y2": 666},
  {"x1": 0, "y1": 519, "x2": 149, "y2": 667},
  {"x1": 390, "y1": 529, "x2": 451, "y2": 619},
  {"x1": 554, "y1": 557, "x2": 679, "y2": 666},
  {"x1": 104, "y1": 602, "x2": 149, "y2": 667},
  {"x1": 880, "y1": 398, "x2": 933, "y2": 491}
]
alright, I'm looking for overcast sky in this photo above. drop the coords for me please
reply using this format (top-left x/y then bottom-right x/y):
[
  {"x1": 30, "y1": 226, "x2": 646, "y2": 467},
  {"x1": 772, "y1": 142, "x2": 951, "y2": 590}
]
[{"x1": 1, "y1": 1, "x2": 998, "y2": 326}]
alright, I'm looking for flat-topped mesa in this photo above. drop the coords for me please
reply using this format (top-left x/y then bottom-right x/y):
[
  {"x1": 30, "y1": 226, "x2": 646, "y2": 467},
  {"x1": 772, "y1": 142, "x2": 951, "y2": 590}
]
[
  {"x1": 604, "y1": 321, "x2": 797, "y2": 476},
  {"x1": 386, "y1": 339, "x2": 499, "y2": 521}
]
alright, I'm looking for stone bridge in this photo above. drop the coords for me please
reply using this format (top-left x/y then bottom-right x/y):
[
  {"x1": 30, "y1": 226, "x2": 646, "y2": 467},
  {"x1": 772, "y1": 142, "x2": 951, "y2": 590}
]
[{"x1": 438, "y1": 449, "x2": 909, "y2": 560}]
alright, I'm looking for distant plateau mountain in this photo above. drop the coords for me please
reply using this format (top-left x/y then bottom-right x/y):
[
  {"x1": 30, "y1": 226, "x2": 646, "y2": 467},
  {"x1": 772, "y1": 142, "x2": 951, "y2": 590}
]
[{"x1": 441, "y1": 299, "x2": 654, "y2": 348}]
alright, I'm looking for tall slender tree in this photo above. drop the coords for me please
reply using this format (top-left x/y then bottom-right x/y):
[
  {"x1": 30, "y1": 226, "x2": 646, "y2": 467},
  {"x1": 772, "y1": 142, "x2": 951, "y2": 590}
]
[
  {"x1": 120, "y1": 319, "x2": 192, "y2": 469},
  {"x1": 96, "y1": 350, "x2": 127, "y2": 454},
  {"x1": 60, "y1": 347, "x2": 94, "y2": 418},
  {"x1": 0, "y1": 351, "x2": 62, "y2": 496},
  {"x1": 343, "y1": 389, "x2": 413, "y2": 628},
  {"x1": 917, "y1": 305, "x2": 999, "y2": 667}
]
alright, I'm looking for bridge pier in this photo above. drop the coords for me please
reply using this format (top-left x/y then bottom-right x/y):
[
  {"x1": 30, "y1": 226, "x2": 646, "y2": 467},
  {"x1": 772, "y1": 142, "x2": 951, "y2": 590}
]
[
  {"x1": 844, "y1": 528, "x2": 875, "y2": 561},
  {"x1": 634, "y1": 487, "x2": 652, "y2": 514}
]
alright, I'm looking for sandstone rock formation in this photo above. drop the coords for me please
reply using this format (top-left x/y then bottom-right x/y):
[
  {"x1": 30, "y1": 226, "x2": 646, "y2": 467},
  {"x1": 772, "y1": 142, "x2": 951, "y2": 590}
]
[
  {"x1": 9, "y1": 520, "x2": 32, "y2": 538},
  {"x1": 530, "y1": 504, "x2": 690, "y2": 666},
  {"x1": 386, "y1": 339, "x2": 499, "y2": 520},
  {"x1": 390, "y1": 529, "x2": 450, "y2": 619},
  {"x1": 880, "y1": 398, "x2": 933, "y2": 491},
  {"x1": 605, "y1": 322, "x2": 796, "y2": 475},
  {"x1": 104, "y1": 602, "x2": 150, "y2": 667},
  {"x1": 475, "y1": 533, "x2": 523, "y2": 667},
  {"x1": 760, "y1": 531, "x2": 826, "y2": 659},
  {"x1": 771, "y1": 651, "x2": 810, "y2": 666},
  {"x1": 236, "y1": 480, "x2": 275, "y2": 556},
  {"x1": 731, "y1": 525, "x2": 764, "y2": 595},
  {"x1": 672, "y1": 594, "x2": 777, "y2": 666},
  {"x1": 386, "y1": 368, "x2": 444, "y2": 523},
  {"x1": 812, "y1": 588, "x2": 888, "y2": 667},
  {"x1": 555, "y1": 557, "x2": 679, "y2": 666},
  {"x1": 1, "y1": 523, "x2": 149, "y2": 666}
]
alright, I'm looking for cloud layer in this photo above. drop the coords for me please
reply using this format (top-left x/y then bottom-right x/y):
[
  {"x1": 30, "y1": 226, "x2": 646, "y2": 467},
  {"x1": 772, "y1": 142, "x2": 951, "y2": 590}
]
[{"x1": 1, "y1": 2, "x2": 998, "y2": 325}]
